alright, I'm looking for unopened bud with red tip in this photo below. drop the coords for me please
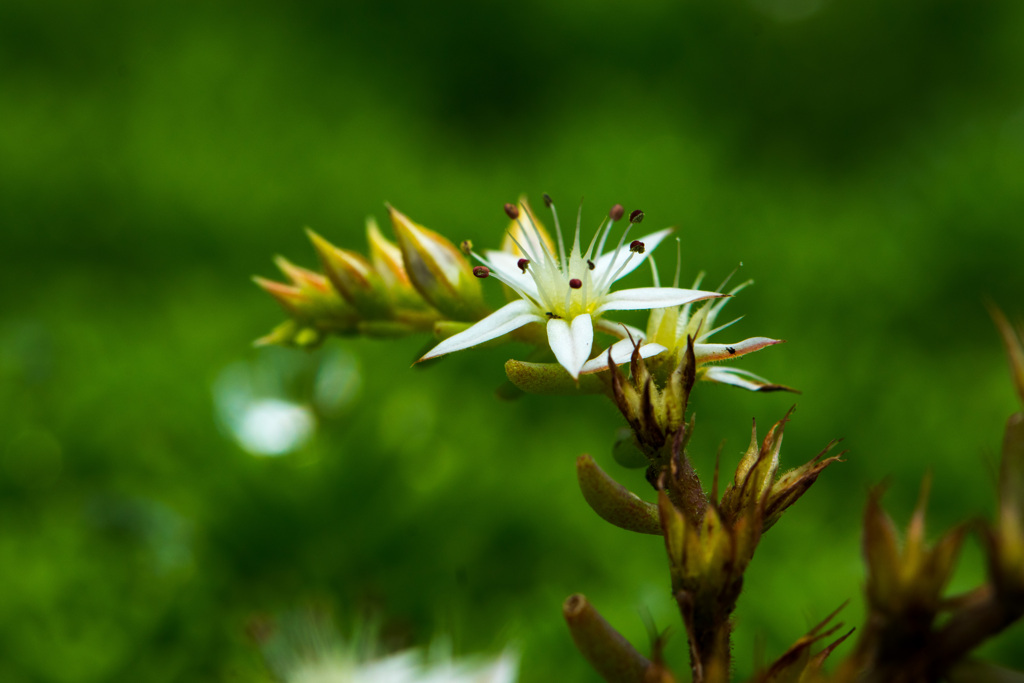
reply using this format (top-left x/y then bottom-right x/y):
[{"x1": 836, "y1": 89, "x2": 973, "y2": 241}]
[
  {"x1": 274, "y1": 255, "x2": 332, "y2": 295},
  {"x1": 307, "y1": 229, "x2": 391, "y2": 318},
  {"x1": 388, "y1": 204, "x2": 487, "y2": 321},
  {"x1": 610, "y1": 204, "x2": 625, "y2": 221},
  {"x1": 260, "y1": 255, "x2": 348, "y2": 320},
  {"x1": 253, "y1": 276, "x2": 313, "y2": 318}
]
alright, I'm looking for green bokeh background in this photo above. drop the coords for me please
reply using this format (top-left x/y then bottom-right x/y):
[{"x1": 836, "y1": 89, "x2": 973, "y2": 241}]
[{"x1": 3, "y1": 1, "x2": 1024, "y2": 680}]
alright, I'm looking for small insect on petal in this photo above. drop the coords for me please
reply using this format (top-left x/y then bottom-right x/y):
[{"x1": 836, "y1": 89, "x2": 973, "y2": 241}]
[
  {"x1": 569, "y1": 278, "x2": 583, "y2": 289},
  {"x1": 517, "y1": 258, "x2": 530, "y2": 273},
  {"x1": 629, "y1": 240, "x2": 645, "y2": 254},
  {"x1": 473, "y1": 266, "x2": 490, "y2": 278},
  {"x1": 610, "y1": 204, "x2": 625, "y2": 221},
  {"x1": 504, "y1": 203, "x2": 519, "y2": 220}
]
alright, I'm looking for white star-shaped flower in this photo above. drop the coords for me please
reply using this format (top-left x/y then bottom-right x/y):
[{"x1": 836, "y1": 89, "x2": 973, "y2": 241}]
[{"x1": 418, "y1": 199, "x2": 723, "y2": 379}]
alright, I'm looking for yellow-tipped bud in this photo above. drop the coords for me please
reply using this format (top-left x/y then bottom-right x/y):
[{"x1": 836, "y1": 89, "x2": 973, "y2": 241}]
[
  {"x1": 253, "y1": 277, "x2": 313, "y2": 318},
  {"x1": 307, "y1": 229, "x2": 390, "y2": 318},
  {"x1": 388, "y1": 205, "x2": 486, "y2": 321},
  {"x1": 366, "y1": 217, "x2": 412, "y2": 291}
]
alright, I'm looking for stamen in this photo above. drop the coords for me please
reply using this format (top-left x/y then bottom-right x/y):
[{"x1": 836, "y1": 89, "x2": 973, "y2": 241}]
[
  {"x1": 587, "y1": 259, "x2": 595, "y2": 270},
  {"x1": 609, "y1": 204, "x2": 625, "y2": 222},
  {"x1": 598, "y1": 220, "x2": 637, "y2": 291},
  {"x1": 518, "y1": 204, "x2": 557, "y2": 263},
  {"x1": 473, "y1": 266, "x2": 490, "y2": 278},
  {"x1": 629, "y1": 209, "x2": 644, "y2": 224},
  {"x1": 504, "y1": 203, "x2": 519, "y2": 220},
  {"x1": 606, "y1": 251, "x2": 637, "y2": 286},
  {"x1": 460, "y1": 240, "x2": 473, "y2": 256},
  {"x1": 477, "y1": 259, "x2": 543, "y2": 308},
  {"x1": 569, "y1": 278, "x2": 582, "y2": 289},
  {"x1": 507, "y1": 230, "x2": 538, "y2": 264},
  {"x1": 630, "y1": 240, "x2": 645, "y2": 254},
  {"x1": 517, "y1": 258, "x2": 530, "y2": 273}
]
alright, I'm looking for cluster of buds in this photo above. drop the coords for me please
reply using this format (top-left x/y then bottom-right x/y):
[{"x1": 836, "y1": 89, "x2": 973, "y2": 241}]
[
  {"x1": 809, "y1": 308, "x2": 1024, "y2": 683},
  {"x1": 255, "y1": 207, "x2": 489, "y2": 348},
  {"x1": 570, "y1": 336, "x2": 842, "y2": 681},
  {"x1": 736, "y1": 307, "x2": 1024, "y2": 683}
]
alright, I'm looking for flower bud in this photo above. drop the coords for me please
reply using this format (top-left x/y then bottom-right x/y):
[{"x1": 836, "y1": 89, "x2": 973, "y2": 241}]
[
  {"x1": 862, "y1": 482, "x2": 965, "y2": 616},
  {"x1": 253, "y1": 276, "x2": 313, "y2": 318},
  {"x1": 307, "y1": 229, "x2": 391, "y2": 318},
  {"x1": 257, "y1": 256, "x2": 350, "y2": 322},
  {"x1": 388, "y1": 205, "x2": 486, "y2": 321}
]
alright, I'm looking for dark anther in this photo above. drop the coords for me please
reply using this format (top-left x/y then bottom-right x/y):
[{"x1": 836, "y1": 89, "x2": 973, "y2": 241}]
[
  {"x1": 587, "y1": 259, "x2": 595, "y2": 270},
  {"x1": 543, "y1": 193, "x2": 553, "y2": 209},
  {"x1": 473, "y1": 266, "x2": 490, "y2": 279},
  {"x1": 546, "y1": 312, "x2": 562, "y2": 319},
  {"x1": 569, "y1": 278, "x2": 582, "y2": 289},
  {"x1": 629, "y1": 209, "x2": 644, "y2": 224},
  {"x1": 504, "y1": 203, "x2": 519, "y2": 220},
  {"x1": 609, "y1": 204, "x2": 625, "y2": 221},
  {"x1": 517, "y1": 258, "x2": 530, "y2": 273},
  {"x1": 629, "y1": 240, "x2": 645, "y2": 254},
  {"x1": 460, "y1": 240, "x2": 473, "y2": 256},
  {"x1": 726, "y1": 346, "x2": 736, "y2": 355}
]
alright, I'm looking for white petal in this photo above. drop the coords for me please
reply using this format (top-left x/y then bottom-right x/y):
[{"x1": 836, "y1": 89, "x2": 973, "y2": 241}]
[
  {"x1": 695, "y1": 337, "x2": 784, "y2": 362},
  {"x1": 482, "y1": 250, "x2": 541, "y2": 301},
  {"x1": 593, "y1": 228, "x2": 674, "y2": 282},
  {"x1": 597, "y1": 287, "x2": 723, "y2": 313},
  {"x1": 580, "y1": 340, "x2": 668, "y2": 375},
  {"x1": 418, "y1": 299, "x2": 542, "y2": 361},
  {"x1": 547, "y1": 313, "x2": 594, "y2": 379},
  {"x1": 703, "y1": 367, "x2": 778, "y2": 392}
]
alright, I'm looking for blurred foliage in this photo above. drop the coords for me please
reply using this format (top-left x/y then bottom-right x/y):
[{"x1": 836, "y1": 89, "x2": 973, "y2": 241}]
[{"x1": 2, "y1": 0, "x2": 1024, "y2": 681}]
